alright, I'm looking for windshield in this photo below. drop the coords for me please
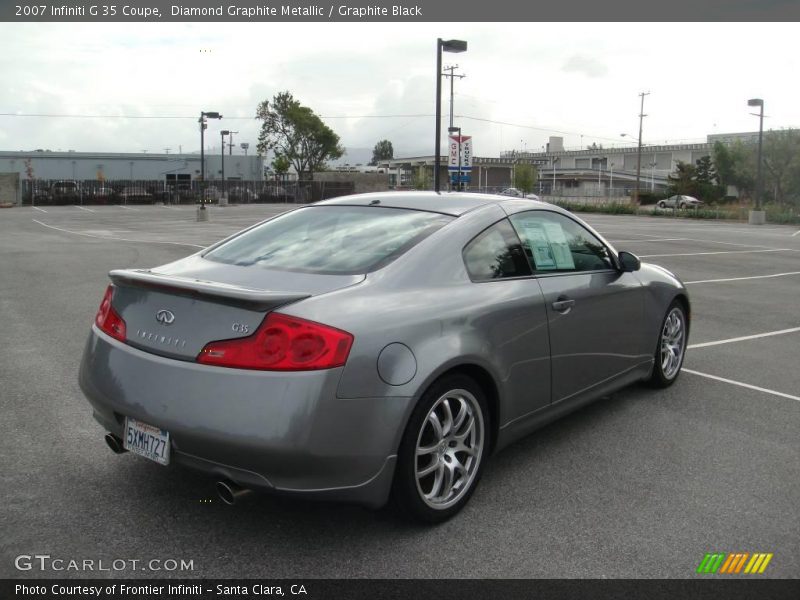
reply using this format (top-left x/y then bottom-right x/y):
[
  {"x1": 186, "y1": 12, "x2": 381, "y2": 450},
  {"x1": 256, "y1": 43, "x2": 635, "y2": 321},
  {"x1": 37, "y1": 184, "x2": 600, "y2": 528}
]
[{"x1": 204, "y1": 205, "x2": 454, "y2": 275}]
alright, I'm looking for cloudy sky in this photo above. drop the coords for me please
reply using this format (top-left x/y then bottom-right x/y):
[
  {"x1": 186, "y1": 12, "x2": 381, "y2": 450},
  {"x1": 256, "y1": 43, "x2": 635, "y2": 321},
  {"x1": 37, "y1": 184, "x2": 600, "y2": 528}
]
[{"x1": 1, "y1": 22, "x2": 797, "y2": 161}]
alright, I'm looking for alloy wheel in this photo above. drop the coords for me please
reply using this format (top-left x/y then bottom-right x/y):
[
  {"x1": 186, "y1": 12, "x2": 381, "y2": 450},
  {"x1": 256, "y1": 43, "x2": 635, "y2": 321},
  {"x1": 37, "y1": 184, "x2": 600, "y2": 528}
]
[
  {"x1": 414, "y1": 389, "x2": 484, "y2": 510},
  {"x1": 660, "y1": 307, "x2": 686, "y2": 380}
]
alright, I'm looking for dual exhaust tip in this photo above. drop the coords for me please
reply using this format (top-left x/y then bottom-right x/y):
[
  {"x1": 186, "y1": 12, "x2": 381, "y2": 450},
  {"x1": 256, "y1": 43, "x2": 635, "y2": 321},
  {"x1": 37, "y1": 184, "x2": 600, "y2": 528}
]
[{"x1": 104, "y1": 433, "x2": 252, "y2": 505}]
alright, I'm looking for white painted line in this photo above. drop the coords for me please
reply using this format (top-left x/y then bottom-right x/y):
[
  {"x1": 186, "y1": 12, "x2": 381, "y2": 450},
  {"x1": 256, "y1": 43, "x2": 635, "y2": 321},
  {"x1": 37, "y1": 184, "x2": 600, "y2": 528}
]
[
  {"x1": 686, "y1": 271, "x2": 800, "y2": 285},
  {"x1": 609, "y1": 238, "x2": 689, "y2": 243},
  {"x1": 683, "y1": 369, "x2": 800, "y2": 402},
  {"x1": 117, "y1": 205, "x2": 138, "y2": 211},
  {"x1": 792, "y1": 229, "x2": 800, "y2": 237},
  {"x1": 688, "y1": 326, "x2": 800, "y2": 349},
  {"x1": 640, "y1": 248, "x2": 796, "y2": 258},
  {"x1": 32, "y1": 206, "x2": 47, "y2": 213},
  {"x1": 74, "y1": 205, "x2": 96, "y2": 213},
  {"x1": 31, "y1": 219, "x2": 205, "y2": 249}
]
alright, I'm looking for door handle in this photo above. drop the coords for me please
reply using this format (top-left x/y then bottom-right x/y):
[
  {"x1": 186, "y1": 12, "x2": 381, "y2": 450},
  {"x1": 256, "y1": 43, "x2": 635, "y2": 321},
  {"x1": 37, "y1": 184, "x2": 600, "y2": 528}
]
[{"x1": 552, "y1": 298, "x2": 575, "y2": 313}]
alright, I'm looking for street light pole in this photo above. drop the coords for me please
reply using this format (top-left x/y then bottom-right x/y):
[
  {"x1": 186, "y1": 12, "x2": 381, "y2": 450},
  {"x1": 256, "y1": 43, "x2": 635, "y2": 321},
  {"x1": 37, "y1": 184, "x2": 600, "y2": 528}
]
[
  {"x1": 198, "y1": 111, "x2": 222, "y2": 206},
  {"x1": 634, "y1": 91, "x2": 649, "y2": 205},
  {"x1": 552, "y1": 157, "x2": 559, "y2": 195},
  {"x1": 748, "y1": 98, "x2": 765, "y2": 221},
  {"x1": 221, "y1": 130, "x2": 231, "y2": 202},
  {"x1": 434, "y1": 38, "x2": 467, "y2": 192}
]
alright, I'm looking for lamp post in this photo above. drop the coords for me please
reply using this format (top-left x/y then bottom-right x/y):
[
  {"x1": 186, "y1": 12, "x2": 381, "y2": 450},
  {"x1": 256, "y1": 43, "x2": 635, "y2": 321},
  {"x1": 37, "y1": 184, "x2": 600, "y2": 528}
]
[
  {"x1": 610, "y1": 161, "x2": 615, "y2": 196},
  {"x1": 552, "y1": 157, "x2": 559, "y2": 196},
  {"x1": 227, "y1": 131, "x2": 239, "y2": 155},
  {"x1": 198, "y1": 110, "x2": 222, "y2": 205},
  {"x1": 435, "y1": 38, "x2": 467, "y2": 192},
  {"x1": 747, "y1": 98, "x2": 765, "y2": 224}
]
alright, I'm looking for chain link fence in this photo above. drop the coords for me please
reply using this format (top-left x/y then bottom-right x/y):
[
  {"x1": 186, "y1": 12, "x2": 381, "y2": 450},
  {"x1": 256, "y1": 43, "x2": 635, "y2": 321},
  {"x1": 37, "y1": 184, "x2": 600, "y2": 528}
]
[{"x1": 20, "y1": 179, "x2": 356, "y2": 206}]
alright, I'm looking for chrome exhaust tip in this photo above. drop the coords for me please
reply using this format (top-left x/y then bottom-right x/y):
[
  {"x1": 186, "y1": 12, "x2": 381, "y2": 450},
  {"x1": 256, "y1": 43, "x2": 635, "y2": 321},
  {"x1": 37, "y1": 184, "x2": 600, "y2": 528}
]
[
  {"x1": 216, "y1": 480, "x2": 252, "y2": 505},
  {"x1": 105, "y1": 433, "x2": 127, "y2": 454}
]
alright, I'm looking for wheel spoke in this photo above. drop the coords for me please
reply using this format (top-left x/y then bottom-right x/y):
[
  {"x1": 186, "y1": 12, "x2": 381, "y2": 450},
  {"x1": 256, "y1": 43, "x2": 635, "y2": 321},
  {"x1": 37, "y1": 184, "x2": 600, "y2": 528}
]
[
  {"x1": 454, "y1": 414, "x2": 475, "y2": 442},
  {"x1": 451, "y1": 397, "x2": 468, "y2": 433},
  {"x1": 424, "y1": 463, "x2": 445, "y2": 501},
  {"x1": 417, "y1": 458, "x2": 439, "y2": 478},
  {"x1": 416, "y1": 443, "x2": 438, "y2": 457},
  {"x1": 427, "y1": 411, "x2": 443, "y2": 440},
  {"x1": 441, "y1": 398, "x2": 454, "y2": 436}
]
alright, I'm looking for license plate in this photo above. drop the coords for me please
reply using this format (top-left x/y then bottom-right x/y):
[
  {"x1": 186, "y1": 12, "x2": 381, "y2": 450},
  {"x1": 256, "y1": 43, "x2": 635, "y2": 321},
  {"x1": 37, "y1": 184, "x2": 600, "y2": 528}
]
[{"x1": 123, "y1": 417, "x2": 170, "y2": 466}]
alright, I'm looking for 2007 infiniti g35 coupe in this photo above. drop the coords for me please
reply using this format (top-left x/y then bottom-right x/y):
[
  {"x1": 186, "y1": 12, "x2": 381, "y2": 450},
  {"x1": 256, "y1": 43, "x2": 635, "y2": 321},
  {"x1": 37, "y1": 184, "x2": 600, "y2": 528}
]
[{"x1": 79, "y1": 192, "x2": 689, "y2": 522}]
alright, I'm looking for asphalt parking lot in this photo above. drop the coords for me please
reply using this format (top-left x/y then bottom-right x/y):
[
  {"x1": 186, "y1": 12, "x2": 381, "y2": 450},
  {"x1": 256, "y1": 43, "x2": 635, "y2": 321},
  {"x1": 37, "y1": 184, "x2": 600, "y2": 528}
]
[{"x1": 1, "y1": 202, "x2": 798, "y2": 579}]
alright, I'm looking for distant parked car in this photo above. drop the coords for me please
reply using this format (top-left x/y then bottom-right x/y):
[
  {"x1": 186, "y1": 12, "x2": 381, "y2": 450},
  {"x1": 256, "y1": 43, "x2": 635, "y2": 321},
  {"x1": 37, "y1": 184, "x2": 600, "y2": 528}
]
[
  {"x1": 49, "y1": 180, "x2": 83, "y2": 204},
  {"x1": 117, "y1": 186, "x2": 152, "y2": 203},
  {"x1": 658, "y1": 195, "x2": 703, "y2": 209},
  {"x1": 258, "y1": 184, "x2": 296, "y2": 202},
  {"x1": 86, "y1": 186, "x2": 116, "y2": 204},
  {"x1": 525, "y1": 193, "x2": 541, "y2": 201},
  {"x1": 499, "y1": 187, "x2": 524, "y2": 198},
  {"x1": 227, "y1": 186, "x2": 258, "y2": 203}
]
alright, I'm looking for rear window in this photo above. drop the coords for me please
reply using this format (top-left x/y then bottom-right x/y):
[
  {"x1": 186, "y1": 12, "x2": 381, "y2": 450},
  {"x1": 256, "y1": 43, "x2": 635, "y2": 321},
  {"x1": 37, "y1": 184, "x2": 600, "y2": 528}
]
[{"x1": 204, "y1": 206, "x2": 454, "y2": 275}]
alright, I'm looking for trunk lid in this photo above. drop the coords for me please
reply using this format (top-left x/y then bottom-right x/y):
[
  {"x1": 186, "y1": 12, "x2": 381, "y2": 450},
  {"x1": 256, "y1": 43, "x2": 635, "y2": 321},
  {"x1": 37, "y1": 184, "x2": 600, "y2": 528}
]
[{"x1": 108, "y1": 256, "x2": 364, "y2": 361}]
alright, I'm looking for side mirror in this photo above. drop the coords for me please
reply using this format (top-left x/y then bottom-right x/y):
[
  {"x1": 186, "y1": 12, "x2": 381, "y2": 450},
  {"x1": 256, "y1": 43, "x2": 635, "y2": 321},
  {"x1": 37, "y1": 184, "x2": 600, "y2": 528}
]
[{"x1": 618, "y1": 251, "x2": 641, "y2": 272}]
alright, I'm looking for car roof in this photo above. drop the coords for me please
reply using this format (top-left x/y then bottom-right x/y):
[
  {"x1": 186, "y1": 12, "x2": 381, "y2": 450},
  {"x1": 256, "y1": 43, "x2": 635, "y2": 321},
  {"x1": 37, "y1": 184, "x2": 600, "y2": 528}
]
[{"x1": 314, "y1": 191, "x2": 551, "y2": 217}]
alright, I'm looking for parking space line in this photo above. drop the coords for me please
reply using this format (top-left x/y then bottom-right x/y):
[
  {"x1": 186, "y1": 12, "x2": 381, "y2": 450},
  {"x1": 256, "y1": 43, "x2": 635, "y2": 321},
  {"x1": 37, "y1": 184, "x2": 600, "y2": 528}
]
[
  {"x1": 32, "y1": 206, "x2": 47, "y2": 213},
  {"x1": 117, "y1": 205, "x2": 138, "y2": 211},
  {"x1": 609, "y1": 238, "x2": 689, "y2": 243},
  {"x1": 683, "y1": 369, "x2": 800, "y2": 402},
  {"x1": 792, "y1": 230, "x2": 800, "y2": 237},
  {"x1": 32, "y1": 219, "x2": 205, "y2": 249},
  {"x1": 640, "y1": 248, "x2": 796, "y2": 258},
  {"x1": 688, "y1": 326, "x2": 800, "y2": 349},
  {"x1": 74, "y1": 205, "x2": 96, "y2": 213},
  {"x1": 686, "y1": 271, "x2": 800, "y2": 285}
]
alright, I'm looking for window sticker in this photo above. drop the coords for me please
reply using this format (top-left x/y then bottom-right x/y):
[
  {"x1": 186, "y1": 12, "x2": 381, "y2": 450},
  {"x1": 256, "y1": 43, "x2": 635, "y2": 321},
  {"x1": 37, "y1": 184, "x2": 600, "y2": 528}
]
[
  {"x1": 541, "y1": 222, "x2": 575, "y2": 270},
  {"x1": 516, "y1": 219, "x2": 575, "y2": 271}
]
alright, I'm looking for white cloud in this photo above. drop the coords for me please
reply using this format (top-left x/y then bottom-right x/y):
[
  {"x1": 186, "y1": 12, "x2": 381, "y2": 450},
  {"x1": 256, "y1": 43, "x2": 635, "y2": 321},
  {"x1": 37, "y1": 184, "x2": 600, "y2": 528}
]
[{"x1": 0, "y1": 22, "x2": 797, "y2": 157}]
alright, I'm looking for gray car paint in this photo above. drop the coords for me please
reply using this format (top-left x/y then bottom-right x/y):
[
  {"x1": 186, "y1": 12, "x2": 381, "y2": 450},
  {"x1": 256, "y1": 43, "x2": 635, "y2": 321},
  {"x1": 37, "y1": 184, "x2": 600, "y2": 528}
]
[{"x1": 79, "y1": 192, "x2": 690, "y2": 508}]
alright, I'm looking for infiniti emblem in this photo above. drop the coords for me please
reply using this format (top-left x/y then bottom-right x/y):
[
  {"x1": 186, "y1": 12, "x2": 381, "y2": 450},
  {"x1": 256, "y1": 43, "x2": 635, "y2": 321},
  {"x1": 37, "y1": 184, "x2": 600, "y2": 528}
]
[{"x1": 155, "y1": 309, "x2": 175, "y2": 325}]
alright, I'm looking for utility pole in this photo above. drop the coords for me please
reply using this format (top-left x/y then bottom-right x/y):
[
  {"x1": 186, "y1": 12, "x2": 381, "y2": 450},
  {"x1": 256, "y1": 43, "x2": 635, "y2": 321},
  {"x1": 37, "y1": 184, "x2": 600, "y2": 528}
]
[
  {"x1": 227, "y1": 131, "x2": 239, "y2": 155},
  {"x1": 442, "y1": 65, "x2": 466, "y2": 130},
  {"x1": 634, "y1": 91, "x2": 649, "y2": 205}
]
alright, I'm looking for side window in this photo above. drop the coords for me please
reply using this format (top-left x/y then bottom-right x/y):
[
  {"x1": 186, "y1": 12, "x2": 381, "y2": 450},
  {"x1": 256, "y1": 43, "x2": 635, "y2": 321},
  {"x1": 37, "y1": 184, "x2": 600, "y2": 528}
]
[
  {"x1": 463, "y1": 219, "x2": 532, "y2": 281},
  {"x1": 509, "y1": 211, "x2": 614, "y2": 273}
]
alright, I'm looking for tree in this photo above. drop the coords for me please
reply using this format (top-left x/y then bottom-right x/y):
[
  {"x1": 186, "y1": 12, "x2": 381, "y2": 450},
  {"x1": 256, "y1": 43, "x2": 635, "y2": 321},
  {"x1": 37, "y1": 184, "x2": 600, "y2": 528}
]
[
  {"x1": 412, "y1": 165, "x2": 429, "y2": 190},
  {"x1": 762, "y1": 129, "x2": 800, "y2": 208},
  {"x1": 370, "y1": 140, "x2": 394, "y2": 166},
  {"x1": 667, "y1": 160, "x2": 697, "y2": 197},
  {"x1": 693, "y1": 155, "x2": 724, "y2": 203},
  {"x1": 256, "y1": 91, "x2": 344, "y2": 181},
  {"x1": 713, "y1": 140, "x2": 755, "y2": 200},
  {"x1": 513, "y1": 164, "x2": 539, "y2": 194},
  {"x1": 271, "y1": 155, "x2": 291, "y2": 179}
]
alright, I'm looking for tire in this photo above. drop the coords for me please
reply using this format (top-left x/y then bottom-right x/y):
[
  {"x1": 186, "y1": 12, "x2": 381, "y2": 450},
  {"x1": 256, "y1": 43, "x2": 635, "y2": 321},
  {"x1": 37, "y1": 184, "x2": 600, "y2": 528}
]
[
  {"x1": 680, "y1": 202, "x2": 687, "y2": 209},
  {"x1": 647, "y1": 300, "x2": 688, "y2": 388},
  {"x1": 393, "y1": 373, "x2": 490, "y2": 523},
  {"x1": 658, "y1": 201, "x2": 666, "y2": 208}
]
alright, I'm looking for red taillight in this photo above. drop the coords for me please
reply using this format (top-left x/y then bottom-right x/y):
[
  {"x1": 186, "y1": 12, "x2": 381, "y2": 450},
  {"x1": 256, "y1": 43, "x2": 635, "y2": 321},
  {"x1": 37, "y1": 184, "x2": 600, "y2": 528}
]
[
  {"x1": 95, "y1": 285, "x2": 127, "y2": 342},
  {"x1": 197, "y1": 313, "x2": 354, "y2": 371}
]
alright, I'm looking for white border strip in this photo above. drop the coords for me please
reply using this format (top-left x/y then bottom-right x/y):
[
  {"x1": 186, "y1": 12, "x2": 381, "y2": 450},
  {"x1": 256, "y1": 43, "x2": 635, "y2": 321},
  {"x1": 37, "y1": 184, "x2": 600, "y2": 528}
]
[
  {"x1": 686, "y1": 271, "x2": 800, "y2": 284},
  {"x1": 683, "y1": 369, "x2": 800, "y2": 402},
  {"x1": 688, "y1": 327, "x2": 800, "y2": 349},
  {"x1": 641, "y1": 248, "x2": 796, "y2": 258},
  {"x1": 32, "y1": 219, "x2": 205, "y2": 249}
]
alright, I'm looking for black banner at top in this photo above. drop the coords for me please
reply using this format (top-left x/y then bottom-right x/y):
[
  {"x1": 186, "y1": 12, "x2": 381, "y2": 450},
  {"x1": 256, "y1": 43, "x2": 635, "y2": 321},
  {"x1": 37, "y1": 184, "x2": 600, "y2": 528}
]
[{"x1": 4, "y1": 0, "x2": 800, "y2": 22}]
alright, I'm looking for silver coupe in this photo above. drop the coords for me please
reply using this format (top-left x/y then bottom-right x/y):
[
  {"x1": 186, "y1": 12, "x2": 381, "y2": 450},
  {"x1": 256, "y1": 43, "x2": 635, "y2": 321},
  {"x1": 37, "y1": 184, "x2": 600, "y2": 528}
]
[{"x1": 79, "y1": 192, "x2": 690, "y2": 522}]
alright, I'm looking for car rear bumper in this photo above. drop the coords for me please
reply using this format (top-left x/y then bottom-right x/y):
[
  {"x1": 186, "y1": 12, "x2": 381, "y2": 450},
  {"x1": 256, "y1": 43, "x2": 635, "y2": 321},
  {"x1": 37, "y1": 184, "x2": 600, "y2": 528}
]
[{"x1": 79, "y1": 327, "x2": 412, "y2": 508}]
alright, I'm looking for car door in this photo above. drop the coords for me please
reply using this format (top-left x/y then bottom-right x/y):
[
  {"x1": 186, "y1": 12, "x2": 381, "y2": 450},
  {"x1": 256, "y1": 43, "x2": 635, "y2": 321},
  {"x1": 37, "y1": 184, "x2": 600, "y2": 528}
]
[
  {"x1": 461, "y1": 218, "x2": 552, "y2": 425},
  {"x1": 508, "y1": 210, "x2": 647, "y2": 405}
]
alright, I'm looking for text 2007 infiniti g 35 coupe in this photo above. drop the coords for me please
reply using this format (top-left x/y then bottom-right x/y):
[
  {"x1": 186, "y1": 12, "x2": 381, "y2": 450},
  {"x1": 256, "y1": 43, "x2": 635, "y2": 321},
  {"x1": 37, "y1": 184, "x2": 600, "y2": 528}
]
[{"x1": 79, "y1": 192, "x2": 689, "y2": 522}]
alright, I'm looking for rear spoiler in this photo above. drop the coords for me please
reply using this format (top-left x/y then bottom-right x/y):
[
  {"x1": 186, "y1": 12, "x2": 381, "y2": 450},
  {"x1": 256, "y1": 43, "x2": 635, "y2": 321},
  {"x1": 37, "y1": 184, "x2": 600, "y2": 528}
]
[{"x1": 108, "y1": 269, "x2": 310, "y2": 311}]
